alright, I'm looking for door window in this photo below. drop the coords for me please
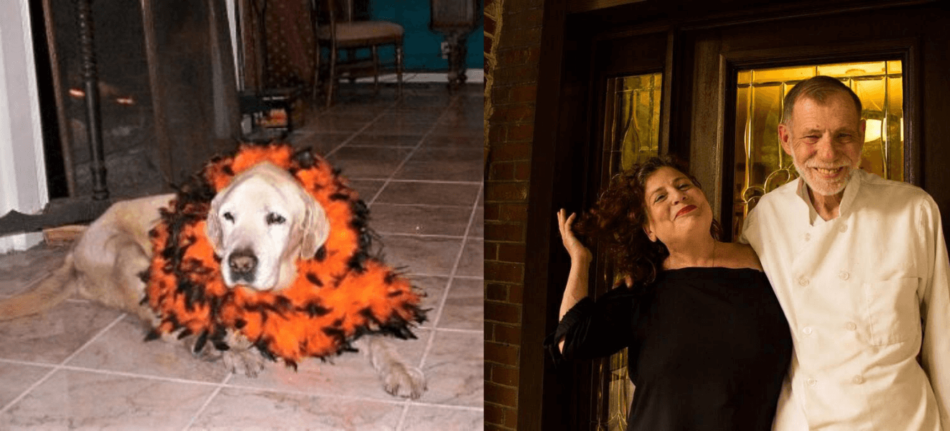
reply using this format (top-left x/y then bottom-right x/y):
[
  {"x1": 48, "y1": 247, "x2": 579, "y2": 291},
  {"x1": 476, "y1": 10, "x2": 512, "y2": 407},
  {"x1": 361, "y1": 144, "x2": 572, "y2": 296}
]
[{"x1": 732, "y1": 61, "x2": 903, "y2": 237}]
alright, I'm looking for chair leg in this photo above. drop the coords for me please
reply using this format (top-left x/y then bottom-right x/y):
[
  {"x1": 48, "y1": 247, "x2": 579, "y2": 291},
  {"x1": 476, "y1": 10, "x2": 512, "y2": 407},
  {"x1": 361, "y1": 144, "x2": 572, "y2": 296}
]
[
  {"x1": 327, "y1": 47, "x2": 337, "y2": 108},
  {"x1": 395, "y1": 41, "x2": 403, "y2": 98},
  {"x1": 347, "y1": 49, "x2": 357, "y2": 84},
  {"x1": 372, "y1": 45, "x2": 379, "y2": 95}
]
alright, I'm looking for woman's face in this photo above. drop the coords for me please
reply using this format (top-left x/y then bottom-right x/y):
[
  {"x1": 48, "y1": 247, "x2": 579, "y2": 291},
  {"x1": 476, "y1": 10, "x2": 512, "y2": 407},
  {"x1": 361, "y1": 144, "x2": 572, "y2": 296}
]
[{"x1": 641, "y1": 166, "x2": 712, "y2": 245}]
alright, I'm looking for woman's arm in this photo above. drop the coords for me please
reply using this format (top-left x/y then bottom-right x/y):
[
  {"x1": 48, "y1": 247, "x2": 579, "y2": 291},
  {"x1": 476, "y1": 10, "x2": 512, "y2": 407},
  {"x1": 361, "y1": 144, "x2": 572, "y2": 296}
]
[{"x1": 556, "y1": 209, "x2": 592, "y2": 353}]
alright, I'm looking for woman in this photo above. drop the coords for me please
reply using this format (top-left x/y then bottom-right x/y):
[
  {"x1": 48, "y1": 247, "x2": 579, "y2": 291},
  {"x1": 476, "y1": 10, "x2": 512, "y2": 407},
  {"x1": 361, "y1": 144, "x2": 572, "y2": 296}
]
[{"x1": 546, "y1": 157, "x2": 791, "y2": 431}]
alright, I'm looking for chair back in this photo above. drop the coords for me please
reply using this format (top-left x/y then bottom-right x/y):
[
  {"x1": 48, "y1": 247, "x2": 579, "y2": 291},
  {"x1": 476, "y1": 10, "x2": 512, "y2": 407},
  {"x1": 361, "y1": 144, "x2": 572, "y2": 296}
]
[{"x1": 312, "y1": 0, "x2": 357, "y2": 26}]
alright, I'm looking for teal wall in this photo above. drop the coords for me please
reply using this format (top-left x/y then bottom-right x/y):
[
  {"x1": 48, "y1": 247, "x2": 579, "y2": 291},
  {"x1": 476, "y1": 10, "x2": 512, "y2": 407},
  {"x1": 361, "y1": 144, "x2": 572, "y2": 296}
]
[{"x1": 369, "y1": 1, "x2": 483, "y2": 72}]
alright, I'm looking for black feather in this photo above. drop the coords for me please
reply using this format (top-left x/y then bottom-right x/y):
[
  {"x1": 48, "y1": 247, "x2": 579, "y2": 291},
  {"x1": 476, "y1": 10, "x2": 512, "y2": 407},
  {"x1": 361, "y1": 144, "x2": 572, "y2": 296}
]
[
  {"x1": 306, "y1": 272, "x2": 324, "y2": 287},
  {"x1": 306, "y1": 303, "x2": 331, "y2": 317},
  {"x1": 193, "y1": 331, "x2": 209, "y2": 355},
  {"x1": 314, "y1": 246, "x2": 327, "y2": 261}
]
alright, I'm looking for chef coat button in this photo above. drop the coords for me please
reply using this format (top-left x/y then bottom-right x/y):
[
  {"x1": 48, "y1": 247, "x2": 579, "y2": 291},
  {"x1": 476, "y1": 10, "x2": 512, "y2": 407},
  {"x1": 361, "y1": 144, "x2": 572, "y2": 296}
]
[
  {"x1": 839, "y1": 224, "x2": 848, "y2": 233},
  {"x1": 803, "y1": 327, "x2": 813, "y2": 335},
  {"x1": 807, "y1": 379, "x2": 817, "y2": 386},
  {"x1": 798, "y1": 277, "x2": 810, "y2": 287},
  {"x1": 852, "y1": 375, "x2": 864, "y2": 384},
  {"x1": 804, "y1": 233, "x2": 811, "y2": 241},
  {"x1": 846, "y1": 322, "x2": 857, "y2": 331},
  {"x1": 839, "y1": 271, "x2": 850, "y2": 280}
]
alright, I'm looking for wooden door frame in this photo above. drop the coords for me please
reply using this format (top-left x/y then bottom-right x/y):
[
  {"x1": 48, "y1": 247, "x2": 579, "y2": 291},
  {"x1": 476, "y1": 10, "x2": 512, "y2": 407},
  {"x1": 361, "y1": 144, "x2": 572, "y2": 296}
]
[{"x1": 688, "y1": 35, "x2": 922, "y2": 240}]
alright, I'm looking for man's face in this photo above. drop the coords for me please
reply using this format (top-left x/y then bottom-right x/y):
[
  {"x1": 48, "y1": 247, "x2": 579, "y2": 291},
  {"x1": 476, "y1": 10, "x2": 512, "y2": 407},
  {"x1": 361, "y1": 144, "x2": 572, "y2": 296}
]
[{"x1": 778, "y1": 93, "x2": 865, "y2": 197}]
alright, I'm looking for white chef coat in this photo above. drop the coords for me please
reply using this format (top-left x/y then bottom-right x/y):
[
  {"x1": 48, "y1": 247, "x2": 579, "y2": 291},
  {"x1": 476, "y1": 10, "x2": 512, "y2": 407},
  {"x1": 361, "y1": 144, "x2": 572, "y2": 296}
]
[{"x1": 741, "y1": 169, "x2": 950, "y2": 431}]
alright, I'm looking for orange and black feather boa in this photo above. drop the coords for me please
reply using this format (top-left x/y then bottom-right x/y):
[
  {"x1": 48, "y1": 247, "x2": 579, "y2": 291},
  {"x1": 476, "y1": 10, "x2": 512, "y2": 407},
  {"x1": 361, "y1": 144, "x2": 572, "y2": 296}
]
[{"x1": 141, "y1": 143, "x2": 425, "y2": 368}]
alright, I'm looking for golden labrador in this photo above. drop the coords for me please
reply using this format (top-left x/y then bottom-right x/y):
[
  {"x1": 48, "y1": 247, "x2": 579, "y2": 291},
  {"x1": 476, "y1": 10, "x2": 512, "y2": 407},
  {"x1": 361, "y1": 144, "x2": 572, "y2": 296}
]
[{"x1": 0, "y1": 162, "x2": 426, "y2": 398}]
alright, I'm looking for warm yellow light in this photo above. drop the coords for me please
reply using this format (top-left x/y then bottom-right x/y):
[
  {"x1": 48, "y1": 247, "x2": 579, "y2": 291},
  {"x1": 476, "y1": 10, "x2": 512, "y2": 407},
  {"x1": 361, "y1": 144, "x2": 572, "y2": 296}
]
[{"x1": 865, "y1": 119, "x2": 882, "y2": 142}]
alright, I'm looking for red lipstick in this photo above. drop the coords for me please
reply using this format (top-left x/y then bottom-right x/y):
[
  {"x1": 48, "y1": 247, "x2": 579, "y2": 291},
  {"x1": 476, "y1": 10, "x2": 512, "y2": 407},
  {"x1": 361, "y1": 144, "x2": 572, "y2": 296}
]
[{"x1": 676, "y1": 205, "x2": 697, "y2": 218}]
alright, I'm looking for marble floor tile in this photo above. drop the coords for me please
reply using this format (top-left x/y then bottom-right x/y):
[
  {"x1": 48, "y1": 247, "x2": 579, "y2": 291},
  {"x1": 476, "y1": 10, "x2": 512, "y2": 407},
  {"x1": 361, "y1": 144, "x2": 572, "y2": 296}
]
[
  {"x1": 0, "y1": 369, "x2": 215, "y2": 431},
  {"x1": 363, "y1": 121, "x2": 438, "y2": 136},
  {"x1": 313, "y1": 112, "x2": 380, "y2": 123},
  {"x1": 376, "y1": 236, "x2": 464, "y2": 277},
  {"x1": 402, "y1": 405, "x2": 484, "y2": 431},
  {"x1": 432, "y1": 118, "x2": 485, "y2": 136},
  {"x1": 347, "y1": 133, "x2": 425, "y2": 148},
  {"x1": 0, "y1": 244, "x2": 69, "y2": 298},
  {"x1": 325, "y1": 104, "x2": 394, "y2": 116},
  {"x1": 66, "y1": 315, "x2": 230, "y2": 382},
  {"x1": 0, "y1": 301, "x2": 123, "y2": 364},
  {"x1": 226, "y1": 329, "x2": 432, "y2": 401},
  {"x1": 427, "y1": 125, "x2": 483, "y2": 138},
  {"x1": 0, "y1": 362, "x2": 51, "y2": 409},
  {"x1": 407, "y1": 276, "x2": 449, "y2": 330},
  {"x1": 395, "y1": 149, "x2": 483, "y2": 182},
  {"x1": 374, "y1": 182, "x2": 481, "y2": 207},
  {"x1": 440, "y1": 110, "x2": 484, "y2": 123},
  {"x1": 436, "y1": 278, "x2": 483, "y2": 331},
  {"x1": 417, "y1": 330, "x2": 483, "y2": 407},
  {"x1": 347, "y1": 179, "x2": 387, "y2": 203},
  {"x1": 455, "y1": 239, "x2": 484, "y2": 278},
  {"x1": 293, "y1": 131, "x2": 354, "y2": 156},
  {"x1": 376, "y1": 112, "x2": 444, "y2": 125},
  {"x1": 328, "y1": 147, "x2": 414, "y2": 179},
  {"x1": 368, "y1": 204, "x2": 473, "y2": 237},
  {"x1": 470, "y1": 207, "x2": 484, "y2": 238},
  {"x1": 300, "y1": 119, "x2": 367, "y2": 134},
  {"x1": 189, "y1": 387, "x2": 405, "y2": 431},
  {"x1": 420, "y1": 135, "x2": 482, "y2": 150}
]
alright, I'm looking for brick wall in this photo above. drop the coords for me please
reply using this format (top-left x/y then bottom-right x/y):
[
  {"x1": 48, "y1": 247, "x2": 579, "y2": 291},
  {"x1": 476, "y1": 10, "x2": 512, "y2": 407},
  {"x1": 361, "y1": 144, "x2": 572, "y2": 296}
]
[{"x1": 483, "y1": 0, "x2": 544, "y2": 429}]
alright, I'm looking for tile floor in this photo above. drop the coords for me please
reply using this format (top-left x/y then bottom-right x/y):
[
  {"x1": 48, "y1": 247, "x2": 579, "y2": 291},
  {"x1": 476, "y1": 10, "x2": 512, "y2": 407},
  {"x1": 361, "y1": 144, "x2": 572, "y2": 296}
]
[{"x1": 0, "y1": 84, "x2": 484, "y2": 430}]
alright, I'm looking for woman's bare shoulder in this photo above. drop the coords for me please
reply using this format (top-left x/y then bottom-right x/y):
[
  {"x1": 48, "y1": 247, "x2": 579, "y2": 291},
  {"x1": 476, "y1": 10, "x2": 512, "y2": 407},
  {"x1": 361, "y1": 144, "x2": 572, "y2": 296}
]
[{"x1": 721, "y1": 242, "x2": 763, "y2": 272}]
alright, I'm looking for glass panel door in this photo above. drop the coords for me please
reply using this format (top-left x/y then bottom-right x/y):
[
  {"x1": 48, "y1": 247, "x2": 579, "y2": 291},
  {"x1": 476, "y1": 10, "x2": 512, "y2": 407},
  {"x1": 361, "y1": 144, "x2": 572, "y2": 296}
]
[
  {"x1": 732, "y1": 61, "x2": 903, "y2": 237},
  {"x1": 600, "y1": 72, "x2": 661, "y2": 431}
]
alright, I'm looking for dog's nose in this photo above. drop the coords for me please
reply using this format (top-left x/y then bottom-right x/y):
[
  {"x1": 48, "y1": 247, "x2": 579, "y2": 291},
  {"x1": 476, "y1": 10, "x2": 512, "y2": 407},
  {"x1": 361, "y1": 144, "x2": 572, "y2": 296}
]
[{"x1": 228, "y1": 249, "x2": 258, "y2": 276}]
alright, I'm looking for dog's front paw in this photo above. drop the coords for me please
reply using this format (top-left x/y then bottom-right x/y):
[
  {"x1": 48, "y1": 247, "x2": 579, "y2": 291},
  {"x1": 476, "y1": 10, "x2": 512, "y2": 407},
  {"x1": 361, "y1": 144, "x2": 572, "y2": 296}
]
[
  {"x1": 222, "y1": 347, "x2": 266, "y2": 378},
  {"x1": 383, "y1": 363, "x2": 426, "y2": 399}
]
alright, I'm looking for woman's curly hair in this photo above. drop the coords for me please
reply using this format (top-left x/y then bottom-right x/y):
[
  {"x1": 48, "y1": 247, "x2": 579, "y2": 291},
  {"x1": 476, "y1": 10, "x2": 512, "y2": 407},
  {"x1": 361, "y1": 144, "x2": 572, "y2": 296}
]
[{"x1": 574, "y1": 156, "x2": 721, "y2": 289}]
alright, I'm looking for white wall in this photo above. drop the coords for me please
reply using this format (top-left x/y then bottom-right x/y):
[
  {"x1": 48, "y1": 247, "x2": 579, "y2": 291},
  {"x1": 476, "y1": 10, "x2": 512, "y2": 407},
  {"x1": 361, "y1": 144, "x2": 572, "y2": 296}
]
[{"x1": 0, "y1": 0, "x2": 49, "y2": 253}]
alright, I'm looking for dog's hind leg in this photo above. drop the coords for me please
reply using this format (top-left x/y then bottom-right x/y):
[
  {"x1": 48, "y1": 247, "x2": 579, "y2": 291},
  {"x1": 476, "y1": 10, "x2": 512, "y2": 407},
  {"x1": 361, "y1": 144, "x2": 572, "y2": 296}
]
[
  {"x1": 356, "y1": 336, "x2": 427, "y2": 399},
  {"x1": 73, "y1": 233, "x2": 156, "y2": 325},
  {"x1": 0, "y1": 253, "x2": 77, "y2": 320}
]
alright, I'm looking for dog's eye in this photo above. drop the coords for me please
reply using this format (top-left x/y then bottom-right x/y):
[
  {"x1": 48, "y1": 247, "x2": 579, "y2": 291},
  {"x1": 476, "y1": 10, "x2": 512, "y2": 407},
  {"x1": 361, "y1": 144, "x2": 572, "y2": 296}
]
[
  {"x1": 223, "y1": 212, "x2": 235, "y2": 222},
  {"x1": 266, "y1": 213, "x2": 286, "y2": 225}
]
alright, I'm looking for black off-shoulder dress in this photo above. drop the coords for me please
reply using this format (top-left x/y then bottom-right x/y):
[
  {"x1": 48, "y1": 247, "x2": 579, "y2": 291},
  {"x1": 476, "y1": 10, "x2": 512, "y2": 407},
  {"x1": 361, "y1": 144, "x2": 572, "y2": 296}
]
[{"x1": 546, "y1": 267, "x2": 792, "y2": 431}]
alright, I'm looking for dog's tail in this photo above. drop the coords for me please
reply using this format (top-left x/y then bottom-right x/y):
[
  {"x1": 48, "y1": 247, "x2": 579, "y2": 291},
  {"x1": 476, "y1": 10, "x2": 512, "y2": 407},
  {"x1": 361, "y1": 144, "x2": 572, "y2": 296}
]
[{"x1": 0, "y1": 253, "x2": 77, "y2": 320}]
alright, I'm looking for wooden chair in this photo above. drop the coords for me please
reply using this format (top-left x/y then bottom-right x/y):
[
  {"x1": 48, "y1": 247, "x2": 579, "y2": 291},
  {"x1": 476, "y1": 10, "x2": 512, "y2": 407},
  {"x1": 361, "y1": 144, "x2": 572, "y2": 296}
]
[{"x1": 311, "y1": 0, "x2": 404, "y2": 107}]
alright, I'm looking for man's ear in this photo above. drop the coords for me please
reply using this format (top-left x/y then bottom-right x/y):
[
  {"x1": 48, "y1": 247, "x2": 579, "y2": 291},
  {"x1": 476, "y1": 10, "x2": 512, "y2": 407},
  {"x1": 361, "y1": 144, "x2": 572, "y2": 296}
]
[
  {"x1": 777, "y1": 123, "x2": 793, "y2": 156},
  {"x1": 297, "y1": 192, "x2": 330, "y2": 259},
  {"x1": 205, "y1": 194, "x2": 224, "y2": 256}
]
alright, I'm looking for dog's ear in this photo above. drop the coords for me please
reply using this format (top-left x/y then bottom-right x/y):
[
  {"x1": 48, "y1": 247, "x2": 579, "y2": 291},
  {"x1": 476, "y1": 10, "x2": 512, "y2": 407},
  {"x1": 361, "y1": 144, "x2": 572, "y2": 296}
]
[
  {"x1": 297, "y1": 191, "x2": 330, "y2": 258},
  {"x1": 206, "y1": 193, "x2": 225, "y2": 256}
]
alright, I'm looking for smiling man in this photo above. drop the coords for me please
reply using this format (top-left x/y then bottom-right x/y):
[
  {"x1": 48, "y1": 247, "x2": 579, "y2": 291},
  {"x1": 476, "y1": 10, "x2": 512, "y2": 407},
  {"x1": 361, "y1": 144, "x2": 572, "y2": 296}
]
[{"x1": 741, "y1": 76, "x2": 950, "y2": 430}]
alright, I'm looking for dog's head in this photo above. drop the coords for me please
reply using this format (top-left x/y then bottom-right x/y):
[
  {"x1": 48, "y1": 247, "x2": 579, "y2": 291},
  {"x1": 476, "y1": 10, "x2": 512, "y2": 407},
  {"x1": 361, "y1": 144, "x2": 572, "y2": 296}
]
[{"x1": 205, "y1": 162, "x2": 329, "y2": 291}]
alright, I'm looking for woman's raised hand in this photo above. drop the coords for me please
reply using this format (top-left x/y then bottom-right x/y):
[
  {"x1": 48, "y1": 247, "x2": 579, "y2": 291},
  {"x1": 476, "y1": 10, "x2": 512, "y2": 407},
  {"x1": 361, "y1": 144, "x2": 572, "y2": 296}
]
[{"x1": 557, "y1": 209, "x2": 592, "y2": 264}]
